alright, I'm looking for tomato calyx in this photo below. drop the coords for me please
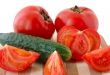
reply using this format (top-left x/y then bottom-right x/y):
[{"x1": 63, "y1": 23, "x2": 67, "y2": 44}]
[
  {"x1": 70, "y1": 5, "x2": 82, "y2": 13},
  {"x1": 40, "y1": 9, "x2": 51, "y2": 22}
]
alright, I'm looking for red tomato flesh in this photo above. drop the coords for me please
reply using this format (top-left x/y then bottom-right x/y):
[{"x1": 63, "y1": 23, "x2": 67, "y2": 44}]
[
  {"x1": 71, "y1": 32, "x2": 90, "y2": 61},
  {"x1": 43, "y1": 51, "x2": 67, "y2": 75},
  {"x1": 83, "y1": 29, "x2": 101, "y2": 50},
  {"x1": 0, "y1": 45, "x2": 40, "y2": 72},
  {"x1": 83, "y1": 46, "x2": 110, "y2": 72},
  {"x1": 57, "y1": 26, "x2": 79, "y2": 48}
]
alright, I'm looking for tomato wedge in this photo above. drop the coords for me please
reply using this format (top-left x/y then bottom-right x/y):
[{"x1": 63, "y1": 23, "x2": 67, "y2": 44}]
[
  {"x1": 43, "y1": 51, "x2": 67, "y2": 75},
  {"x1": 0, "y1": 45, "x2": 40, "y2": 72},
  {"x1": 83, "y1": 46, "x2": 110, "y2": 72}
]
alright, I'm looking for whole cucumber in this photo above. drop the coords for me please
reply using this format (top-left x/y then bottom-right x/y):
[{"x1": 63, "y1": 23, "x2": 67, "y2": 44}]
[{"x1": 0, "y1": 32, "x2": 72, "y2": 63}]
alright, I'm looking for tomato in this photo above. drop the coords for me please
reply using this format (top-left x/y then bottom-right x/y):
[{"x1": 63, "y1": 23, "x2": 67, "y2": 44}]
[
  {"x1": 0, "y1": 45, "x2": 40, "y2": 72},
  {"x1": 13, "y1": 6, "x2": 55, "y2": 39},
  {"x1": 57, "y1": 26, "x2": 100, "y2": 61},
  {"x1": 55, "y1": 5, "x2": 98, "y2": 32},
  {"x1": 83, "y1": 46, "x2": 110, "y2": 72},
  {"x1": 43, "y1": 51, "x2": 67, "y2": 75}
]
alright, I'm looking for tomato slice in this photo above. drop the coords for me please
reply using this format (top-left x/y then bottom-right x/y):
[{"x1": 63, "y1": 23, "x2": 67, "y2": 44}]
[
  {"x1": 0, "y1": 45, "x2": 40, "y2": 72},
  {"x1": 57, "y1": 26, "x2": 79, "y2": 48},
  {"x1": 83, "y1": 46, "x2": 110, "y2": 72},
  {"x1": 43, "y1": 51, "x2": 67, "y2": 75},
  {"x1": 83, "y1": 29, "x2": 101, "y2": 50},
  {"x1": 71, "y1": 32, "x2": 90, "y2": 61}
]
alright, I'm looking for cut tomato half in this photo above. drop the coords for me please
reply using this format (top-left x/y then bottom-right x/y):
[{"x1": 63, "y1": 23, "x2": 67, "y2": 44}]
[{"x1": 57, "y1": 26, "x2": 101, "y2": 61}]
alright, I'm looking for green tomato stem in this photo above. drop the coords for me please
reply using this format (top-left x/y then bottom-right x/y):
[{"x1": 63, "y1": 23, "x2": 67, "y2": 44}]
[
  {"x1": 70, "y1": 5, "x2": 82, "y2": 13},
  {"x1": 40, "y1": 9, "x2": 51, "y2": 22}
]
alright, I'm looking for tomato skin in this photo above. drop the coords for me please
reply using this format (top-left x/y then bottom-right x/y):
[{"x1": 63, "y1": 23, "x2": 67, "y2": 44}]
[
  {"x1": 55, "y1": 6, "x2": 98, "y2": 32},
  {"x1": 13, "y1": 6, "x2": 55, "y2": 39},
  {"x1": 83, "y1": 46, "x2": 110, "y2": 72},
  {"x1": 0, "y1": 45, "x2": 40, "y2": 72},
  {"x1": 43, "y1": 51, "x2": 67, "y2": 75}
]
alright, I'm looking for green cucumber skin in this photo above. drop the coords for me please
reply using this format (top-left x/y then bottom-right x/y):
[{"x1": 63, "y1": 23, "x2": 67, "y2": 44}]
[{"x1": 0, "y1": 32, "x2": 72, "y2": 63}]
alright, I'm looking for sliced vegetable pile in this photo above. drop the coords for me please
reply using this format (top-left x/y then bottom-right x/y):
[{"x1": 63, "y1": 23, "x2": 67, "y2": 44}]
[
  {"x1": 0, "y1": 32, "x2": 72, "y2": 63},
  {"x1": 0, "y1": 5, "x2": 109, "y2": 73}
]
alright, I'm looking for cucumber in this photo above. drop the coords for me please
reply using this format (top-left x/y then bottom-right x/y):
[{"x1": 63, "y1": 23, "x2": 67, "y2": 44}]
[{"x1": 0, "y1": 32, "x2": 72, "y2": 63}]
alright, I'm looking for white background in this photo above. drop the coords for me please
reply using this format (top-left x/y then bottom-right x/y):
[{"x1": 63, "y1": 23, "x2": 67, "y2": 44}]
[{"x1": 0, "y1": 0, "x2": 110, "y2": 44}]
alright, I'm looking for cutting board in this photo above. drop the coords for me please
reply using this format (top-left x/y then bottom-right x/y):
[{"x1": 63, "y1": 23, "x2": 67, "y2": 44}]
[{"x1": 0, "y1": 35, "x2": 109, "y2": 75}]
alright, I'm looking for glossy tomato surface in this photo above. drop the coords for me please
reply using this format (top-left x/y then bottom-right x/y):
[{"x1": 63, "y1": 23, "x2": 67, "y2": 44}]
[
  {"x1": 43, "y1": 51, "x2": 67, "y2": 75},
  {"x1": 55, "y1": 5, "x2": 98, "y2": 32},
  {"x1": 57, "y1": 26, "x2": 101, "y2": 61},
  {"x1": 0, "y1": 45, "x2": 40, "y2": 72},
  {"x1": 83, "y1": 46, "x2": 110, "y2": 72},
  {"x1": 13, "y1": 6, "x2": 55, "y2": 39}
]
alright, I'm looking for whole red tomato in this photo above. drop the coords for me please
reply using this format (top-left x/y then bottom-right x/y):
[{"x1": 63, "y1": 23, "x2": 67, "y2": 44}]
[
  {"x1": 13, "y1": 6, "x2": 55, "y2": 39},
  {"x1": 55, "y1": 5, "x2": 99, "y2": 32}
]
